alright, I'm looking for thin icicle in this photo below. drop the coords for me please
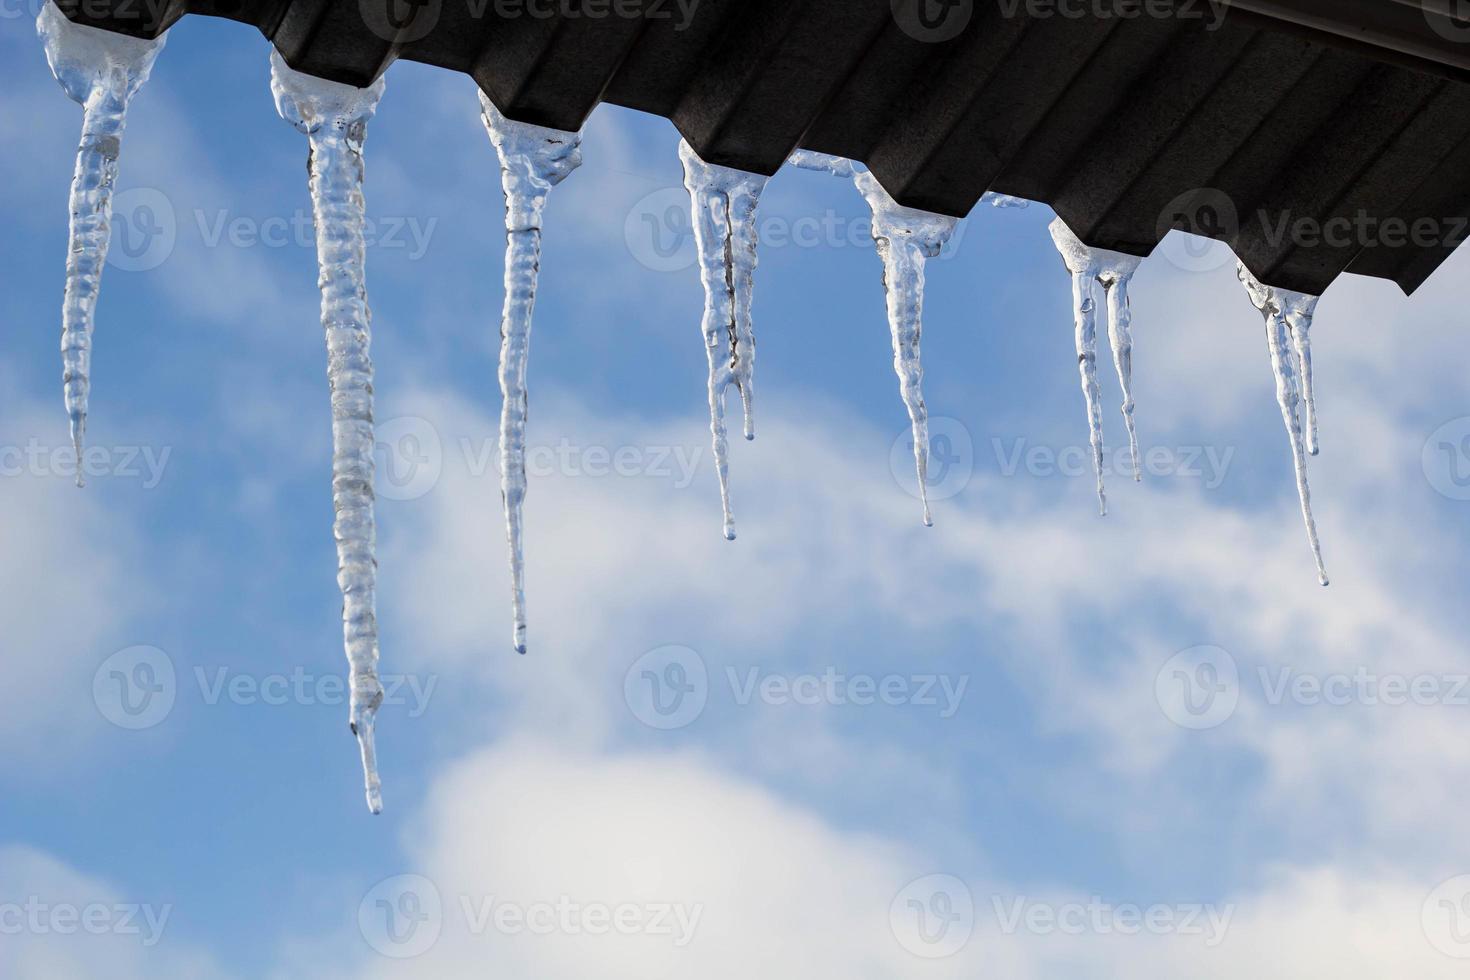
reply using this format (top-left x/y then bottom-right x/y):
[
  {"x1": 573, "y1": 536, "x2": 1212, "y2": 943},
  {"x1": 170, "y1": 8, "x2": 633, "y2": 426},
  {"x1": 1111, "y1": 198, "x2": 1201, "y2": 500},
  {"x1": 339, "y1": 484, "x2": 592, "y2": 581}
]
[
  {"x1": 1281, "y1": 290, "x2": 1321, "y2": 455},
  {"x1": 480, "y1": 94, "x2": 584, "y2": 655},
  {"x1": 271, "y1": 52, "x2": 388, "y2": 814},
  {"x1": 1238, "y1": 262, "x2": 1329, "y2": 586},
  {"x1": 679, "y1": 140, "x2": 770, "y2": 540},
  {"x1": 1097, "y1": 252, "x2": 1144, "y2": 482},
  {"x1": 853, "y1": 171, "x2": 958, "y2": 527},
  {"x1": 38, "y1": 2, "x2": 165, "y2": 485}
]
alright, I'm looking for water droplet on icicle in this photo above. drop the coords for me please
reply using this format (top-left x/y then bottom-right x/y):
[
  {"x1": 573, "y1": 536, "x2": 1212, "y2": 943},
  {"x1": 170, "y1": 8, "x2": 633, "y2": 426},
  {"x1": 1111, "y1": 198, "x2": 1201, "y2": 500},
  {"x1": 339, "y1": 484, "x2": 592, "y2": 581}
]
[
  {"x1": 271, "y1": 50, "x2": 389, "y2": 814},
  {"x1": 679, "y1": 141, "x2": 769, "y2": 541},
  {"x1": 853, "y1": 171, "x2": 959, "y2": 528},
  {"x1": 481, "y1": 95, "x2": 584, "y2": 655},
  {"x1": 1237, "y1": 262, "x2": 1329, "y2": 586},
  {"x1": 38, "y1": 2, "x2": 166, "y2": 486}
]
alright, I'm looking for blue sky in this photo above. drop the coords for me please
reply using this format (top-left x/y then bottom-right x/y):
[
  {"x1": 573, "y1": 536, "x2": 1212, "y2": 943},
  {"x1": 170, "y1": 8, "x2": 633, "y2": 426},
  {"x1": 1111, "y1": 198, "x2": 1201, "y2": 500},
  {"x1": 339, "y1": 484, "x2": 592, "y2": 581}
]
[{"x1": 6, "y1": 5, "x2": 1470, "y2": 977}]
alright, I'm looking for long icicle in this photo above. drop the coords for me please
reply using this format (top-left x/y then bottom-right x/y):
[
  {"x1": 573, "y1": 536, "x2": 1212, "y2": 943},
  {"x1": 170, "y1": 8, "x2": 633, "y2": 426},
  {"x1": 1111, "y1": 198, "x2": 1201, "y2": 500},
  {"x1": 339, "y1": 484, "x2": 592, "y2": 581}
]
[
  {"x1": 679, "y1": 140, "x2": 769, "y2": 540},
  {"x1": 481, "y1": 95, "x2": 583, "y2": 655},
  {"x1": 38, "y1": 2, "x2": 166, "y2": 485},
  {"x1": 271, "y1": 52, "x2": 388, "y2": 814},
  {"x1": 1238, "y1": 262, "x2": 1329, "y2": 586},
  {"x1": 1097, "y1": 252, "x2": 1145, "y2": 482},
  {"x1": 854, "y1": 170, "x2": 958, "y2": 527},
  {"x1": 1050, "y1": 219, "x2": 1109, "y2": 515},
  {"x1": 1281, "y1": 290, "x2": 1321, "y2": 455}
]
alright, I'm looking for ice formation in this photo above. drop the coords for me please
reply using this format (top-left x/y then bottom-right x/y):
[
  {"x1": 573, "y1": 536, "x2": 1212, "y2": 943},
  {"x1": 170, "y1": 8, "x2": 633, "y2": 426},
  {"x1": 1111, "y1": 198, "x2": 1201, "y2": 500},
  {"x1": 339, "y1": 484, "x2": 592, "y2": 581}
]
[
  {"x1": 38, "y1": 2, "x2": 166, "y2": 484},
  {"x1": 679, "y1": 140, "x2": 770, "y2": 540},
  {"x1": 1048, "y1": 218, "x2": 1146, "y2": 513},
  {"x1": 480, "y1": 95, "x2": 584, "y2": 655},
  {"x1": 788, "y1": 150, "x2": 1024, "y2": 526},
  {"x1": 853, "y1": 171, "x2": 959, "y2": 527},
  {"x1": 271, "y1": 51, "x2": 389, "y2": 813},
  {"x1": 1238, "y1": 262, "x2": 1329, "y2": 585}
]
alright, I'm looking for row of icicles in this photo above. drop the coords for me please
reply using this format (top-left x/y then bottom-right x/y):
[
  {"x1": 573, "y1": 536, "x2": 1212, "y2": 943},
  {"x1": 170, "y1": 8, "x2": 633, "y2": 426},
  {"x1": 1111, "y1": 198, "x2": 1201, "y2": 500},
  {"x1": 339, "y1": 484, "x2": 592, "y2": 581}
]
[{"x1": 38, "y1": 3, "x2": 1329, "y2": 813}]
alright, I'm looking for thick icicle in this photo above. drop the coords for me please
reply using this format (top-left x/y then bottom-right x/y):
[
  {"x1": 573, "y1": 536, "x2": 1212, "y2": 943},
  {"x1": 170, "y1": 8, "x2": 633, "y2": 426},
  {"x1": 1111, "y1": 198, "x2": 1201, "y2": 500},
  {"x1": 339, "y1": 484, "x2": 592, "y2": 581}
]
[
  {"x1": 271, "y1": 52, "x2": 388, "y2": 814},
  {"x1": 1237, "y1": 262, "x2": 1329, "y2": 586},
  {"x1": 853, "y1": 171, "x2": 958, "y2": 527},
  {"x1": 679, "y1": 140, "x2": 770, "y2": 540},
  {"x1": 1050, "y1": 220, "x2": 1108, "y2": 513},
  {"x1": 38, "y1": 2, "x2": 166, "y2": 485},
  {"x1": 1281, "y1": 290, "x2": 1321, "y2": 455},
  {"x1": 480, "y1": 95, "x2": 583, "y2": 655}
]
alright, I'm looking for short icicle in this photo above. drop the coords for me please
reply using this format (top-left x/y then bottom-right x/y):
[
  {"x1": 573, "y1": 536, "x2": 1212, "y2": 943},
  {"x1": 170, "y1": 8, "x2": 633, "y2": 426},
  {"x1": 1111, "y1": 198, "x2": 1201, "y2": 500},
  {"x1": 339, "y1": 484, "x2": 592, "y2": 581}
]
[
  {"x1": 853, "y1": 171, "x2": 959, "y2": 527},
  {"x1": 480, "y1": 95, "x2": 584, "y2": 656},
  {"x1": 1237, "y1": 262, "x2": 1329, "y2": 586},
  {"x1": 38, "y1": 2, "x2": 166, "y2": 485},
  {"x1": 271, "y1": 52, "x2": 388, "y2": 814},
  {"x1": 679, "y1": 140, "x2": 770, "y2": 541}
]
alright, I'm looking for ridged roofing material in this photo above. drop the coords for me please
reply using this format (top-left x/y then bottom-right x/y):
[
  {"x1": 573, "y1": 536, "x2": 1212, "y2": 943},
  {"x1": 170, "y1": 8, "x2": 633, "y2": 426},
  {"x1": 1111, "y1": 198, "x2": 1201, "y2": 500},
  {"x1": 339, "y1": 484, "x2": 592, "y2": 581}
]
[{"x1": 56, "y1": 0, "x2": 1470, "y2": 295}]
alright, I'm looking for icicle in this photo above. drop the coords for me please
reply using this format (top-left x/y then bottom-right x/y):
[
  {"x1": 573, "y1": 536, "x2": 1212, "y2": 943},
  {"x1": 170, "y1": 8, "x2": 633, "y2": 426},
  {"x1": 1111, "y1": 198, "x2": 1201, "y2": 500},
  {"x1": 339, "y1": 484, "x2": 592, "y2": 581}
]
[
  {"x1": 480, "y1": 95, "x2": 583, "y2": 656},
  {"x1": 1049, "y1": 220, "x2": 1107, "y2": 513},
  {"x1": 679, "y1": 140, "x2": 770, "y2": 541},
  {"x1": 1049, "y1": 220, "x2": 1147, "y2": 508},
  {"x1": 271, "y1": 52, "x2": 388, "y2": 814},
  {"x1": 853, "y1": 172, "x2": 958, "y2": 527},
  {"x1": 1097, "y1": 252, "x2": 1144, "y2": 482},
  {"x1": 1281, "y1": 290, "x2": 1321, "y2": 455},
  {"x1": 38, "y1": 2, "x2": 166, "y2": 486},
  {"x1": 1237, "y1": 262, "x2": 1329, "y2": 586}
]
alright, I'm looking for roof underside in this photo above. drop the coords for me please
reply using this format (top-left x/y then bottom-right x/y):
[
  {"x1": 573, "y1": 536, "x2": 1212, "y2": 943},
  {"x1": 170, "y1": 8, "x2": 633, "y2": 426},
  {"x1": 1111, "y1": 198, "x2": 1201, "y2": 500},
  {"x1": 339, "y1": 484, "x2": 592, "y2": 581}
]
[{"x1": 57, "y1": 0, "x2": 1470, "y2": 295}]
